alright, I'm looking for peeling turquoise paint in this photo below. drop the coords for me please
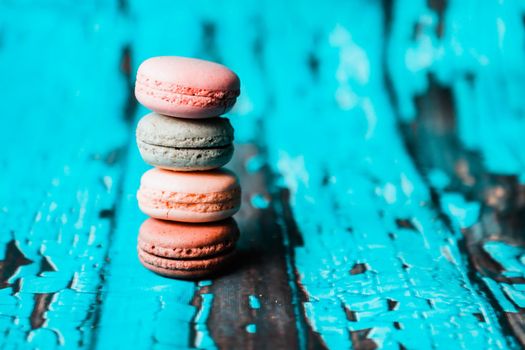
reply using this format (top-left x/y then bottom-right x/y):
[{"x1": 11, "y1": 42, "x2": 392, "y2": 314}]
[
  {"x1": 427, "y1": 168, "x2": 481, "y2": 230},
  {"x1": 248, "y1": 295, "x2": 261, "y2": 309},
  {"x1": 1, "y1": 0, "x2": 524, "y2": 349},
  {"x1": 483, "y1": 278, "x2": 517, "y2": 313},
  {"x1": 482, "y1": 241, "x2": 525, "y2": 312},
  {"x1": 484, "y1": 241, "x2": 525, "y2": 279},
  {"x1": 246, "y1": 295, "x2": 260, "y2": 335},
  {"x1": 199, "y1": 280, "x2": 213, "y2": 287},
  {"x1": 440, "y1": 193, "x2": 481, "y2": 229},
  {"x1": 246, "y1": 323, "x2": 257, "y2": 334},
  {"x1": 0, "y1": 3, "x2": 130, "y2": 347},
  {"x1": 501, "y1": 284, "x2": 525, "y2": 309},
  {"x1": 193, "y1": 293, "x2": 217, "y2": 350},
  {"x1": 388, "y1": 0, "x2": 525, "y2": 180},
  {"x1": 262, "y1": 0, "x2": 518, "y2": 348},
  {"x1": 427, "y1": 168, "x2": 451, "y2": 191},
  {"x1": 245, "y1": 154, "x2": 266, "y2": 174},
  {"x1": 250, "y1": 194, "x2": 270, "y2": 210}
]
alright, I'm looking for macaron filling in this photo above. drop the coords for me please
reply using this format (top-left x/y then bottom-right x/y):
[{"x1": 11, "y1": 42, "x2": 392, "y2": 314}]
[
  {"x1": 138, "y1": 238, "x2": 238, "y2": 259},
  {"x1": 136, "y1": 74, "x2": 240, "y2": 99},
  {"x1": 137, "y1": 139, "x2": 233, "y2": 152},
  {"x1": 138, "y1": 139, "x2": 233, "y2": 149},
  {"x1": 137, "y1": 142, "x2": 234, "y2": 171},
  {"x1": 136, "y1": 75, "x2": 239, "y2": 108},
  {"x1": 138, "y1": 248, "x2": 235, "y2": 272},
  {"x1": 137, "y1": 187, "x2": 241, "y2": 213}
]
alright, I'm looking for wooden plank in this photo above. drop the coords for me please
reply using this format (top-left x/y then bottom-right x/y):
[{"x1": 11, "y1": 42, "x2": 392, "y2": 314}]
[
  {"x1": 0, "y1": 0, "x2": 524, "y2": 349},
  {"x1": 385, "y1": 0, "x2": 525, "y2": 346},
  {"x1": 401, "y1": 81, "x2": 525, "y2": 345},
  {"x1": 0, "y1": 2, "x2": 131, "y2": 348},
  {"x1": 256, "y1": 0, "x2": 519, "y2": 348}
]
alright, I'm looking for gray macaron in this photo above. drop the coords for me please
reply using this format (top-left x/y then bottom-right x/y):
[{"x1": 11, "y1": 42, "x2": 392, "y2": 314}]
[{"x1": 136, "y1": 113, "x2": 234, "y2": 171}]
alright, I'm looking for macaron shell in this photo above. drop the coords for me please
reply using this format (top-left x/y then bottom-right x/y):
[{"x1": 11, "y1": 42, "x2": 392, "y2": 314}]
[
  {"x1": 137, "y1": 141, "x2": 234, "y2": 171},
  {"x1": 136, "y1": 113, "x2": 234, "y2": 148},
  {"x1": 138, "y1": 248, "x2": 235, "y2": 279},
  {"x1": 138, "y1": 218, "x2": 239, "y2": 259},
  {"x1": 137, "y1": 56, "x2": 240, "y2": 91},
  {"x1": 140, "y1": 168, "x2": 240, "y2": 194}
]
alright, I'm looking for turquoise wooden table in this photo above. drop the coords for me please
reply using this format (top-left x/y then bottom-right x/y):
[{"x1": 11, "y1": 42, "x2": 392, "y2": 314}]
[{"x1": 1, "y1": 0, "x2": 525, "y2": 349}]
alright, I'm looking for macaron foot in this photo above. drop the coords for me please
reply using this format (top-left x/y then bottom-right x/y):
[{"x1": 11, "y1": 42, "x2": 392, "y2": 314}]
[{"x1": 138, "y1": 248, "x2": 236, "y2": 280}]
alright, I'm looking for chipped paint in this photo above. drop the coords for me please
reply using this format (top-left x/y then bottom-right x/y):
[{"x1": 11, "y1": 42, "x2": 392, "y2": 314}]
[
  {"x1": 262, "y1": 0, "x2": 518, "y2": 348},
  {"x1": 427, "y1": 168, "x2": 451, "y2": 191},
  {"x1": 1, "y1": 0, "x2": 524, "y2": 349},
  {"x1": 199, "y1": 280, "x2": 213, "y2": 288},
  {"x1": 440, "y1": 193, "x2": 481, "y2": 229},
  {"x1": 246, "y1": 323, "x2": 257, "y2": 334},
  {"x1": 388, "y1": 0, "x2": 525, "y2": 180},
  {"x1": 482, "y1": 241, "x2": 525, "y2": 312},
  {"x1": 484, "y1": 241, "x2": 525, "y2": 279},
  {"x1": 245, "y1": 154, "x2": 266, "y2": 174},
  {"x1": 483, "y1": 277, "x2": 517, "y2": 313},
  {"x1": 250, "y1": 194, "x2": 270, "y2": 209},
  {"x1": 0, "y1": 3, "x2": 130, "y2": 348},
  {"x1": 249, "y1": 295, "x2": 261, "y2": 309},
  {"x1": 193, "y1": 293, "x2": 217, "y2": 349}
]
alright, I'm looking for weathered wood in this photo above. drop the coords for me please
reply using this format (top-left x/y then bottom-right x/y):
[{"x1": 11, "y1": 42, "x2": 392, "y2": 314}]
[
  {"x1": 256, "y1": 0, "x2": 519, "y2": 348},
  {"x1": 402, "y1": 80, "x2": 525, "y2": 345},
  {"x1": 0, "y1": 0, "x2": 524, "y2": 349},
  {"x1": 206, "y1": 144, "x2": 326, "y2": 349},
  {"x1": 0, "y1": 3, "x2": 131, "y2": 348}
]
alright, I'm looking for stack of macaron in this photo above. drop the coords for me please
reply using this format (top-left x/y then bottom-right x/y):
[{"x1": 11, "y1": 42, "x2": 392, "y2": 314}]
[{"x1": 134, "y1": 56, "x2": 242, "y2": 279}]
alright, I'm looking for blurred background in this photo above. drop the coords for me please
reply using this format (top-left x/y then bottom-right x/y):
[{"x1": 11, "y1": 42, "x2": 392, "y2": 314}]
[{"x1": 0, "y1": 0, "x2": 525, "y2": 349}]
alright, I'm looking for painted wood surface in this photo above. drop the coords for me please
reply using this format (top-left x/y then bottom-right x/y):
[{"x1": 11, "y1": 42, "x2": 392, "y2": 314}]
[{"x1": 0, "y1": 0, "x2": 524, "y2": 349}]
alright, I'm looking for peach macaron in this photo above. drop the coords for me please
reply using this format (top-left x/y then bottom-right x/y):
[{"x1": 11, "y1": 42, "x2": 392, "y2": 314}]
[
  {"x1": 137, "y1": 168, "x2": 241, "y2": 223},
  {"x1": 138, "y1": 218, "x2": 239, "y2": 279},
  {"x1": 135, "y1": 56, "x2": 240, "y2": 119}
]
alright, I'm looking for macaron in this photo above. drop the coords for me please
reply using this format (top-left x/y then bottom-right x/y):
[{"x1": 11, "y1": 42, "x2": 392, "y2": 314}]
[
  {"x1": 135, "y1": 56, "x2": 240, "y2": 118},
  {"x1": 138, "y1": 218, "x2": 239, "y2": 279},
  {"x1": 137, "y1": 168, "x2": 241, "y2": 223},
  {"x1": 136, "y1": 112, "x2": 234, "y2": 171}
]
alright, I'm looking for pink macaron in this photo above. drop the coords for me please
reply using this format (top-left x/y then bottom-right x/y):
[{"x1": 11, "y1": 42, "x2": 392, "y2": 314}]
[
  {"x1": 138, "y1": 218, "x2": 239, "y2": 279},
  {"x1": 135, "y1": 56, "x2": 240, "y2": 118},
  {"x1": 137, "y1": 168, "x2": 241, "y2": 223}
]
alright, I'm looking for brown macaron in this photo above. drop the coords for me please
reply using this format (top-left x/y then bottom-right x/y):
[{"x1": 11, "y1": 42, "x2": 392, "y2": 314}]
[{"x1": 137, "y1": 217, "x2": 239, "y2": 279}]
